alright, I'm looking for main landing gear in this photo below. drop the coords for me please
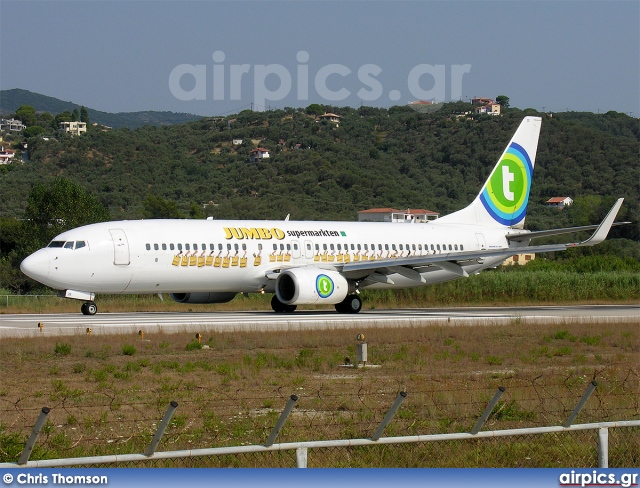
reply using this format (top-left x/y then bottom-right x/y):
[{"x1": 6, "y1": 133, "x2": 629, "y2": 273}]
[
  {"x1": 81, "y1": 301, "x2": 98, "y2": 316},
  {"x1": 335, "y1": 294, "x2": 362, "y2": 314},
  {"x1": 271, "y1": 295, "x2": 297, "y2": 313}
]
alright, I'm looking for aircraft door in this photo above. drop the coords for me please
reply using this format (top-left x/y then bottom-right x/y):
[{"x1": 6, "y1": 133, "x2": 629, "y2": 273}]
[
  {"x1": 109, "y1": 229, "x2": 130, "y2": 266},
  {"x1": 304, "y1": 240, "x2": 314, "y2": 259},
  {"x1": 292, "y1": 240, "x2": 301, "y2": 259},
  {"x1": 475, "y1": 233, "x2": 487, "y2": 251}
]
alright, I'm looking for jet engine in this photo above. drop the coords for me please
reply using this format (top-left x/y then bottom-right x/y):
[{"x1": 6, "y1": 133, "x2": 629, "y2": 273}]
[
  {"x1": 169, "y1": 292, "x2": 237, "y2": 304},
  {"x1": 275, "y1": 268, "x2": 352, "y2": 305}
]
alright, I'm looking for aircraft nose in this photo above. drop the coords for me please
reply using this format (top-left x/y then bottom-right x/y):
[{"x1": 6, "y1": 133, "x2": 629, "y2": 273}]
[{"x1": 20, "y1": 249, "x2": 50, "y2": 282}]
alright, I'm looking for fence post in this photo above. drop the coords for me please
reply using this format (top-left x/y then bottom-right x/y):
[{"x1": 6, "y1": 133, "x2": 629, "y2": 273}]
[
  {"x1": 471, "y1": 387, "x2": 505, "y2": 435},
  {"x1": 597, "y1": 427, "x2": 609, "y2": 468},
  {"x1": 564, "y1": 381, "x2": 597, "y2": 428},
  {"x1": 371, "y1": 391, "x2": 407, "y2": 441},
  {"x1": 18, "y1": 407, "x2": 50, "y2": 465},
  {"x1": 296, "y1": 447, "x2": 308, "y2": 468},
  {"x1": 265, "y1": 395, "x2": 298, "y2": 447},
  {"x1": 144, "y1": 401, "x2": 178, "y2": 457}
]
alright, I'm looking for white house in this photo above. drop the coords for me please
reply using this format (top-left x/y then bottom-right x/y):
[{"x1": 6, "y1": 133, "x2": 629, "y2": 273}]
[
  {"x1": 58, "y1": 121, "x2": 87, "y2": 136},
  {"x1": 0, "y1": 146, "x2": 15, "y2": 164},
  {"x1": 0, "y1": 118, "x2": 26, "y2": 132},
  {"x1": 545, "y1": 197, "x2": 573, "y2": 208},
  {"x1": 318, "y1": 113, "x2": 341, "y2": 127},
  {"x1": 248, "y1": 147, "x2": 270, "y2": 163}
]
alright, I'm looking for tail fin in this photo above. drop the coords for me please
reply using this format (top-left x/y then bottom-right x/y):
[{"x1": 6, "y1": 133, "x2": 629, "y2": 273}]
[{"x1": 434, "y1": 116, "x2": 542, "y2": 228}]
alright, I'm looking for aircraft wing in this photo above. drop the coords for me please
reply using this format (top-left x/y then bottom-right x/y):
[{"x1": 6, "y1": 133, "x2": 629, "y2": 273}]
[{"x1": 338, "y1": 198, "x2": 625, "y2": 283}]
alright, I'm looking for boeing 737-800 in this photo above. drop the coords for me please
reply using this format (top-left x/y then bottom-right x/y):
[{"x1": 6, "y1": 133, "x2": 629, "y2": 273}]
[{"x1": 20, "y1": 116, "x2": 625, "y2": 315}]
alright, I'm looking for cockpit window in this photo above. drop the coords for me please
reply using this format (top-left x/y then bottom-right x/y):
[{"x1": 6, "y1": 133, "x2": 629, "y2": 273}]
[
  {"x1": 64, "y1": 242, "x2": 74, "y2": 249},
  {"x1": 48, "y1": 241, "x2": 65, "y2": 248},
  {"x1": 75, "y1": 241, "x2": 86, "y2": 249}
]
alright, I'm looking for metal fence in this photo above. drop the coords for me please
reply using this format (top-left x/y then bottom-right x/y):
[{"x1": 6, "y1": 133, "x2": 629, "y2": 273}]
[{"x1": 1, "y1": 384, "x2": 639, "y2": 468}]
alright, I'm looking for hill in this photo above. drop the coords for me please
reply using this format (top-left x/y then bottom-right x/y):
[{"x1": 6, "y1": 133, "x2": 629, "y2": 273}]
[
  {"x1": 1, "y1": 104, "x2": 638, "y2": 241},
  {"x1": 0, "y1": 89, "x2": 203, "y2": 129}
]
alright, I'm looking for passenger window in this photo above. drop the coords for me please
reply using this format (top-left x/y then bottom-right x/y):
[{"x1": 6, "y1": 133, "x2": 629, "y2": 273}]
[
  {"x1": 418, "y1": 244, "x2": 422, "y2": 251},
  {"x1": 286, "y1": 244, "x2": 291, "y2": 251},
  {"x1": 357, "y1": 244, "x2": 361, "y2": 251},
  {"x1": 280, "y1": 244, "x2": 285, "y2": 251},
  {"x1": 218, "y1": 244, "x2": 223, "y2": 250},
  {"x1": 306, "y1": 243, "x2": 311, "y2": 250},
  {"x1": 460, "y1": 245, "x2": 464, "y2": 251},
  {"x1": 315, "y1": 244, "x2": 319, "y2": 251},
  {"x1": 330, "y1": 244, "x2": 334, "y2": 251},
  {"x1": 64, "y1": 241, "x2": 74, "y2": 249},
  {"x1": 185, "y1": 244, "x2": 190, "y2": 251},
  {"x1": 337, "y1": 244, "x2": 342, "y2": 251},
  {"x1": 449, "y1": 245, "x2": 452, "y2": 251},
  {"x1": 437, "y1": 244, "x2": 441, "y2": 251},
  {"x1": 75, "y1": 241, "x2": 86, "y2": 250},
  {"x1": 431, "y1": 244, "x2": 435, "y2": 251},
  {"x1": 323, "y1": 244, "x2": 327, "y2": 251},
  {"x1": 385, "y1": 244, "x2": 389, "y2": 251},
  {"x1": 170, "y1": 244, "x2": 175, "y2": 251},
  {"x1": 234, "y1": 244, "x2": 239, "y2": 251},
  {"x1": 351, "y1": 244, "x2": 355, "y2": 251},
  {"x1": 210, "y1": 244, "x2": 215, "y2": 251},
  {"x1": 399, "y1": 244, "x2": 403, "y2": 251},
  {"x1": 154, "y1": 244, "x2": 159, "y2": 251},
  {"x1": 242, "y1": 244, "x2": 247, "y2": 250},
  {"x1": 178, "y1": 243, "x2": 183, "y2": 251},
  {"x1": 454, "y1": 244, "x2": 458, "y2": 250},
  {"x1": 193, "y1": 244, "x2": 198, "y2": 251},
  {"x1": 227, "y1": 244, "x2": 231, "y2": 250},
  {"x1": 145, "y1": 243, "x2": 151, "y2": 251},
  {"x1": 273, "y1": 244, "x2": 278, "y2": 251},
  {"x1": 258, "y1": 244, "x2": 262, "y2": 250},
  {"x1": 162, "y1": 244, "x2": 167, "y2": 250},
  {"x1": 392, "y1": 244, "x2": 397, "y2": 250},
  {"x1": 202, "y1": 244, "x2": 206, "y2": 251}
]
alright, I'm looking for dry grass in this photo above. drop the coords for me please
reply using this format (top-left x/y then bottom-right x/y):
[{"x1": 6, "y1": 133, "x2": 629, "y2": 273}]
[{"x1": 0, "y1": 319, "x2": 638, "y2": 467}]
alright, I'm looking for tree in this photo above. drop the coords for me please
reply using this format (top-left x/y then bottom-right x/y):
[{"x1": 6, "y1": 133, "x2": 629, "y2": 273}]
[
  {"x1": 15, "y1": 105, "x2": 37, "y2": 127},
  {"x1": 496, "y1": 95, "x2": 510, "y2": 109},
  {"x1": 71, "y1": 109, "x2": 79, "y2": 122},
  {"x1": 23, "y1": 126, "x2": 44, "y2": 138},
  {"x1": 306, "y1": 104, "x2": 325, "y2": 116},
  {"x1": 80, "y1": 106, "x2": 90, "y2": 124},
  {"x1": 143, "y1": 194, "x2": 184, "y2": 219},
  {"x1": 22, "y1": 178, "x2": 110, "y2": 252}
]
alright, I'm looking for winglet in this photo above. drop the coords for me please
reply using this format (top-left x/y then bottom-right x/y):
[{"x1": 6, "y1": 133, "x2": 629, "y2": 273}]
[{"x1": 571, "y1": 198, "x2": 624, "y2": 247}]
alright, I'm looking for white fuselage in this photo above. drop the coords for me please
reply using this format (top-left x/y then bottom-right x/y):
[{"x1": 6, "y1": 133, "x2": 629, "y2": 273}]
[{"x1": 21, "y1": 218, "x2": 511, "y2": 295}]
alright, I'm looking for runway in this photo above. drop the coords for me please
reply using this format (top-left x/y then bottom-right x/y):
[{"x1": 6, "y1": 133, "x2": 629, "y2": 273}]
[{"x1": 0, "y1": 304, "x2": 638, "y2": 338}]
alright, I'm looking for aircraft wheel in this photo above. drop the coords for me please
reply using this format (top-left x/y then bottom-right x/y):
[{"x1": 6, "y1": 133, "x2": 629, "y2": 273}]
[
  {"x1": 336, "y1": 294, "x2": 362, "y2": 314},
  {"x1": 271, "y1": 295, "x2": 296, "y2": 313},
  {"x1": 82, "y1": 301, "x2": 97, "y2": 315}
]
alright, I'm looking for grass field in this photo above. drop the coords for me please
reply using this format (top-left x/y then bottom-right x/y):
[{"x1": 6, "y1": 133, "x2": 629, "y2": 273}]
[
  {"x1": 0, "y1": 319, "x2": 638, "y2": 467},
  {"x1": 1, "y1": 269, "x2": 639, "y2": 314}
]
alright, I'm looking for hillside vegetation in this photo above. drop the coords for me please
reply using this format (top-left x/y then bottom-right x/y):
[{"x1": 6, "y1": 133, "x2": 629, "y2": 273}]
[{"x1": 2, "y1": 104, "x2": 638, "y2": 227}]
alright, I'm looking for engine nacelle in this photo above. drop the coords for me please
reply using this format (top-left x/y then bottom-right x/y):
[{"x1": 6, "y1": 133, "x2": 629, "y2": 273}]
[
  {"x1": 275, "y1": 268, "x2": 351, "y2": 305},
  {"x1": 169, "y1": 292, "x2": 237, "y2": 304}
]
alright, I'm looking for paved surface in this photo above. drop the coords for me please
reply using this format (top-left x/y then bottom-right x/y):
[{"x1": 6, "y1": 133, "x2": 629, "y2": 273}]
[{"x1": 0, "y1": 305, "x2": 638, "y2": 338}]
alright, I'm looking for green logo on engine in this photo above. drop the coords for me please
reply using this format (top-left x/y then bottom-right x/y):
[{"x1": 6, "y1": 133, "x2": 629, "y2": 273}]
[{"x1": 316, "y1": 274, "x2": 334, "y2": 298}]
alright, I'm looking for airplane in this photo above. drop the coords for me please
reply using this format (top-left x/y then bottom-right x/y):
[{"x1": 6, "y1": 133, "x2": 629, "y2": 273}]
[{"x1": 20, "y1": 116, "x2": 626, "y2": 315}]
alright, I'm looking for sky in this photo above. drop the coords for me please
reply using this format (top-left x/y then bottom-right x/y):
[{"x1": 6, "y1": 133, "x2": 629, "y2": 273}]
[{"x1": 1, "y1": 0, "x2": 638, "y2": 117}]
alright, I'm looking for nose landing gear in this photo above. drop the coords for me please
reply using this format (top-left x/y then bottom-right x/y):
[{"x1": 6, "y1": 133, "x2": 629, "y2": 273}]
[{"x1": 81, "y1": 301, "x2": 98, "y2": 315}]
